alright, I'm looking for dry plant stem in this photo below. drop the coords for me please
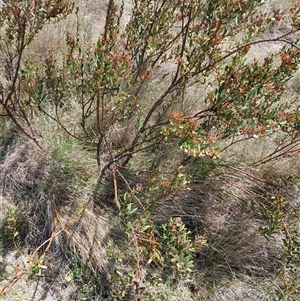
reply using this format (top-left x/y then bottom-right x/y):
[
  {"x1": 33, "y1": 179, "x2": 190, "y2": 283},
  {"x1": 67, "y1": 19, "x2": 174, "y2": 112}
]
[
  {"x1": 112, "y1": 164, "x2": 144, "y2": 210},
  {"x1": 250, "y1": 141, "x2": 300, "y2": 166},
  {"x1": 227, "y1": 166, "x2": 269, "y2": 184},
  {"x1": 195, "y1": 28, "x2": 300, "y2": 78},
  {"x1": 222, "y1": 177, "x2": 259, "y2": 199},
  {"x1": 38, "y1": 106, "x2": 85, "y2": 143},
  {"x1": 115, "y1": 168, "x2": 145, "y2": 210},
  {"x1": 1, "y1": 109, "x2": 43, "y2": 150},
  {"x1": 112, "y1": 165, "x2": 120, "y2": 210},
  {"x1": 54, "y1": 105, "x2": 82, "y2": 141},
  {"x1": 98, "y1": 135, "x2": 163, "y2": 182},
  {"x1": 220, "y1": 133, "x2": 263, "y2": 153},
  {"x1": 120, "y1": 81, "x2": 181, "y2": 167},
  {"x1": 189, "y1": 28, "x2": 300, "y2": 90}
]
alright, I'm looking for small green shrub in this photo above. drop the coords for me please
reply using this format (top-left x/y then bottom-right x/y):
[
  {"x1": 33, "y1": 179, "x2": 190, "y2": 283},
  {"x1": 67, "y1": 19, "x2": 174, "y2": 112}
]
[
  {"x1": 1, "y1": 207, "x2": 29, "y2": 250},
  {"x1": 161, "y1": 218, "x2": 207, "y2": 275}
]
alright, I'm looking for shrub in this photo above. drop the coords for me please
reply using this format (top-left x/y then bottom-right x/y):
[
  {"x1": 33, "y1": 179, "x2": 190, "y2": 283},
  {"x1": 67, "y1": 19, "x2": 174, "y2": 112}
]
[{"x1": 1, "y1": 0, "x2": 300, "y2": 299}]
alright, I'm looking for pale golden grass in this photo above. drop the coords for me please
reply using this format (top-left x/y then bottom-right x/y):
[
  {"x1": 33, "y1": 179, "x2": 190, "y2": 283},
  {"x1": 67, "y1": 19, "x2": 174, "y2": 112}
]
[
  {"x1": 56, "y1": 203, "x2": 113, "y2": 272},
  {"x1": 34, "y1": 114, "x2": 117, "y2": 272},
  {"x1": 0, "y1": 126, "x2": 117, "y2": 299}
]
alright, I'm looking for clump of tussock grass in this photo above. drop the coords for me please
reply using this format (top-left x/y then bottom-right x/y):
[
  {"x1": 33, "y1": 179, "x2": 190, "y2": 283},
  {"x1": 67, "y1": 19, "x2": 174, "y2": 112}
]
[
  {"x1": 147, "y1": 156, "x2": 300, "y2": 297},
  {"x1": 0, "y1": 124, "x2": 122, "y2": 300},
  {"x1": 56, "y1": 203, "x2": 114, "y2": 272},
  {"x1": 0, "y1": 140, "x2": 55, "y2": 247},
  {"x1": 0, "y1": 129, "x2": 115, "y2": 278}
]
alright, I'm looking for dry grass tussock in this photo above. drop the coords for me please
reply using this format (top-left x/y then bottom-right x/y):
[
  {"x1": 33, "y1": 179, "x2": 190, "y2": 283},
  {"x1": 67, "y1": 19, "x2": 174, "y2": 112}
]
[
  {"x1": 0, "y1": 132, "x2": 118, "y2": 299},
  {"x1": 151, "y1": 155, "x2": 300, "y2": 297}
]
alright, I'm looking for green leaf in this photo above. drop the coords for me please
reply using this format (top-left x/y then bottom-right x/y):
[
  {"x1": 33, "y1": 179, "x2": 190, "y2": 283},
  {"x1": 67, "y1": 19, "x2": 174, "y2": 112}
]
[{"x1": 65, "y1": 271, "x2": 74, "y2": 283}]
